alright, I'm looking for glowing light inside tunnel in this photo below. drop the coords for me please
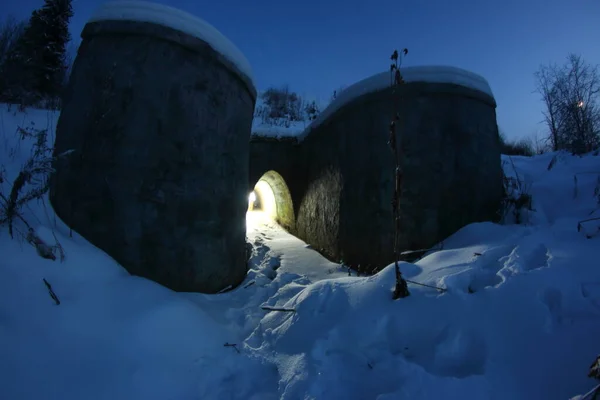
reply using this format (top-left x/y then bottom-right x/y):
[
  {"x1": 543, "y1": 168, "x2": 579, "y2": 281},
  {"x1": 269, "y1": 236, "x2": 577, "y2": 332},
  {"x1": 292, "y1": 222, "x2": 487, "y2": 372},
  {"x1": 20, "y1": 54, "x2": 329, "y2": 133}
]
[
  {"x1": 247, "y1": 170, "x2": 295, "y2": 232},
  {"x1": 254, "y1": 180, "x2": 277, "y2": 218},
  {"x1": 246, "y1": 179, "x2": 278, "y2": 231}
]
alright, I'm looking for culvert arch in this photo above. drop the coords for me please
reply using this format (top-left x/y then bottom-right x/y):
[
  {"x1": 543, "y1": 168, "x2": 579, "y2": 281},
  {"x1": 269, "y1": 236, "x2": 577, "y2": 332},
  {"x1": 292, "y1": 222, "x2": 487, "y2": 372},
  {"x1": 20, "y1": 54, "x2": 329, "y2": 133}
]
[{"x1": 248, "y1": 170, "x2": 295, "y2": 232}]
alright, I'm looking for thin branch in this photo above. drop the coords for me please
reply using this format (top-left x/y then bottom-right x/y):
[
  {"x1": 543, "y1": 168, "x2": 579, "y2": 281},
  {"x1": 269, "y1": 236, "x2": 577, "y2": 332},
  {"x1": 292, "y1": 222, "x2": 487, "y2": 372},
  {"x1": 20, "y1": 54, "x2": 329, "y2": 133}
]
[
  {"x1": 223, "y1": 342, "x2": 241, "y2": 353},
  {"x1": 42, "y1": 278, "x2": 60, "y2": 305},
  {"x1": 577, "y1": 217, "x2": 600, "y2": 231},
  {"x1": 261, "y1": 306, "x2": 296, "y2": 312},
  {"x1": 389, "y1": 48, "x2": 410, "y2": 300},
  {"x1": 405, "y1": 279, "x2": 447, "y2": 292}
]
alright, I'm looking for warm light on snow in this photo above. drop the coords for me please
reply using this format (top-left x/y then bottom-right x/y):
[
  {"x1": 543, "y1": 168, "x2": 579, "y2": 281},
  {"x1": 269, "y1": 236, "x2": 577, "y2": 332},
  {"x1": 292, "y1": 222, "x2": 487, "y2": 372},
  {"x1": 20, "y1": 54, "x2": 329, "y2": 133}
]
[
  {"x1": 246, "y1": 180, "x2": 278, "y2": 231},
  {"x1": 253, "y1": 180, "x2": 276, "y2": 218}
]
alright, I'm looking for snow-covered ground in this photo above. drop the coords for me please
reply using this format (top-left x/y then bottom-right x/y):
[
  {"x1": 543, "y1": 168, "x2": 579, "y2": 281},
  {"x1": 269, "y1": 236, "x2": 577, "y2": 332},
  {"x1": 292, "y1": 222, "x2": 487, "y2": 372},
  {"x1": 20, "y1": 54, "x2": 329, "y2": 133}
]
[{"x1": 1, "y1": 105, "x2": 599, "y2": 399}]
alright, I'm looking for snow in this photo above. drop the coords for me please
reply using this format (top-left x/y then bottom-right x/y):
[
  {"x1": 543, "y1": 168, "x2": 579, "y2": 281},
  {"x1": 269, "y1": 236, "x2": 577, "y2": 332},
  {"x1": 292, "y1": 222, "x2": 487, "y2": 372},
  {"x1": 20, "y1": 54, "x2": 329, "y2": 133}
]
[
  {"x1": 88, "y1": 0, "x2": 255, "y2": 86},
  {"x1": 250, "y1": 91, "x2": 326, "y2": 139},
  {"x1": 1, "y1": 104, "x2": 600, "y2": 399},
  {"x1": 251, "y1": 119, "x2": 305, "y2": 139},
  {"x1": 250, "y1": 66, "x2": 493, "y2": 141},
  {"x1": 298, "y1": 65, "x2": 495, "y2": 141}
]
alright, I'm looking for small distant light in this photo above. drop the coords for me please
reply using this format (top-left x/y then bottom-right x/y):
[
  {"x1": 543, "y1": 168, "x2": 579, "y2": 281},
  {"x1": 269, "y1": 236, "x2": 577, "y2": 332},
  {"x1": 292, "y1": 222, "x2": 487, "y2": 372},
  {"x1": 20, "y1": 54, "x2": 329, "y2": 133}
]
[
  {"x1": 577, "y1": 101, "x2": 584, "y2": 108},
  {"x1": 249, "y1": 191, "x2": 256, "y2": 203}
]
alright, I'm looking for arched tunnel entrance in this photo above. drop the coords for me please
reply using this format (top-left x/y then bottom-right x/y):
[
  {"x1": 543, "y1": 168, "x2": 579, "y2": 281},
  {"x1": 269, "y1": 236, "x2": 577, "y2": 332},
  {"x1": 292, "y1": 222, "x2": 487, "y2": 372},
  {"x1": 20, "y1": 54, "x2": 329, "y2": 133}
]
[{"x1": 247, "y1": 170, "x2": 295, "y2": 232}]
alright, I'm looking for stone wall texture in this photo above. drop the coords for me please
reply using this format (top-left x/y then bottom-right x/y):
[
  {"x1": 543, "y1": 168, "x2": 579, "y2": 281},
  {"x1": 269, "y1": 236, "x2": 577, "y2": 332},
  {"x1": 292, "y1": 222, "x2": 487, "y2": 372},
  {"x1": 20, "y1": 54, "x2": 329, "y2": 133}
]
[
  {"x1": 50, "y1": 20, "x2": 256, "y2": 293},
  {"x1": 251, "y1": 82, "x2": 502, "y2": 270},
  {"x1": 52, "y1": 17, "x2": 501, "y2": 293}
]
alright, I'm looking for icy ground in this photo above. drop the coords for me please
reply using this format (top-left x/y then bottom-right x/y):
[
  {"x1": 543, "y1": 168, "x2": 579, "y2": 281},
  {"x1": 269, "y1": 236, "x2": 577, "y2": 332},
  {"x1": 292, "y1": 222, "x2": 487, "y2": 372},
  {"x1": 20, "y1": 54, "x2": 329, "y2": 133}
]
[{"x1": 1, "y1": 106, "x2": 600, "y2": 399}]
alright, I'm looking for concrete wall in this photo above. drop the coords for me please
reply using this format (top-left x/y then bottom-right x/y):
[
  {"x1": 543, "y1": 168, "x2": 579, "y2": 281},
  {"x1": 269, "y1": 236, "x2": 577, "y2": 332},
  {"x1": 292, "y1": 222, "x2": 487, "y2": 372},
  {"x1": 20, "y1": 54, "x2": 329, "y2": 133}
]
[
  {"x1": 50, "y1": 16, "x2": 501, "y2": 293},
  {"x1": 50, "y1": 20, "x2": 256, "y2": 293},
  {"x1": 262, "y1": 82, "x2": 503, "y2": 270}
]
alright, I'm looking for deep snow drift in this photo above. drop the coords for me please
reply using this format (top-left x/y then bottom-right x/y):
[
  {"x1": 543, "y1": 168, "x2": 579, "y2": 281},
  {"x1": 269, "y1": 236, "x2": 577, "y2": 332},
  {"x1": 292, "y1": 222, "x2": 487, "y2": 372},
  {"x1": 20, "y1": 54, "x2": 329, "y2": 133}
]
[{"x1": 1, "y1": 105, "x2": 599, "y2": 399}]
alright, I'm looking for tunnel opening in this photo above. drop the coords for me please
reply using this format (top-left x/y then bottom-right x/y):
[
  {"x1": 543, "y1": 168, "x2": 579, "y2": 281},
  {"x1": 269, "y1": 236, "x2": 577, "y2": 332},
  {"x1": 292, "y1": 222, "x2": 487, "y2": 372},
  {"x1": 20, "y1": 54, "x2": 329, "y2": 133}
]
[{"x1": 246, "y1": 170, "x2": 295, "y2": 232}]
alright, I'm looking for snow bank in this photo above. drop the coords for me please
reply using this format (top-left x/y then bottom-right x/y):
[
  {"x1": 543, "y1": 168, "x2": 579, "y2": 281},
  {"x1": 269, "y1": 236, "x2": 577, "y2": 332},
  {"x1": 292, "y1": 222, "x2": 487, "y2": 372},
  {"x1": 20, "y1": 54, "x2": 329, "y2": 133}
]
[
  {"x1": 88, "y1": 0, "x2": 254, "y2": 85},
  {"x1": 250, "y1": 91, "x2": 327, "y2": 139},
  {"x1": 0, "y1": 105, "x2": 277, "y2": 400},
  {"x1": 298, "y1": 65, "x2": 495, "y2": 141},
  {"x1": 1, "y1": 103, "x2": 599, "y2": 399},
  {"x1": 251, "y1": 120, "x2": 306, "y2": 139},
  {"x1": 242, "y1": 152, "x2": 600, "y2": 399}
]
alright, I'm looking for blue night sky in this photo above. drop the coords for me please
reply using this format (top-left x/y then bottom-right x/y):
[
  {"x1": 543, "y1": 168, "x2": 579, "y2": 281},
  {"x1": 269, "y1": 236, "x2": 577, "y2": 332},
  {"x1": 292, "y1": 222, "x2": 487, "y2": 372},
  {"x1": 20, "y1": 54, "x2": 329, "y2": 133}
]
[{"x1": 2, "y1": 0, "x2": 599, "y2": 140}]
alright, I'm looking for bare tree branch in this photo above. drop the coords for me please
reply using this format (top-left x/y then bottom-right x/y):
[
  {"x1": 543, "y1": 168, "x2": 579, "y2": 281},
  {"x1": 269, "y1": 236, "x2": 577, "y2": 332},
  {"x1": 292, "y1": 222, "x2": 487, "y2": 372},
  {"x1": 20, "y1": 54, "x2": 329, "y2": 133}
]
[{"x1": 535, "y1": 54, "x2": 600, "y2": 154}]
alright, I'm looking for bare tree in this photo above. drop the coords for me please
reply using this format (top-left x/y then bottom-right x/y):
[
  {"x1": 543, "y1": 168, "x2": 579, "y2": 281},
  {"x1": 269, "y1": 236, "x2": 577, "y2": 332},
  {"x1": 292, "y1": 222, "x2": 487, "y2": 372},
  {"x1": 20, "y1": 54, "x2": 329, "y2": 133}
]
[
  {"x1": 535, "y1": 63, "x2": 565, "y2": 151},
  {"x1": 535, "y1": 54, "x2": 600, "y2": 154},
  {"x1": 255, "y1": 85, "x2": 307, "y2": 126},
  {"x1": 529, "y1": 130, "x2": 550, "y2": 155},
  {"x1": 559, "y1": 54, "x2": 600, "y2": 153}
]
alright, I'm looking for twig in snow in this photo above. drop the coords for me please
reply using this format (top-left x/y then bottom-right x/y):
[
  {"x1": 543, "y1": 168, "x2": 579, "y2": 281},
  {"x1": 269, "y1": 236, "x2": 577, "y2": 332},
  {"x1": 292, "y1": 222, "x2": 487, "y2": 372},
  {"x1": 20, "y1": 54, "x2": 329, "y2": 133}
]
[
  {"x1": 261, "y1": 306, "x2": 296, "y2": 313},
  {"x1": 388, "y1": 48, "x2": 410, "y2": 300},
  {"x1": 589, "y1": 355, "x2": 600, "y2": 380},
  {"x1": 217, "y1": 285, "x2": 232, "y2": 294},
  {"x1": 547, "y1": 154, "x2": 559, "y2": 170},
  {"x1": 508, "y1": 156, "x2": 522, "y2": 192},
  {"x1": 27, "y1": 228, "x2": 56, "y2": 260},
  {"x1": 577, "y1": 217, "x2": 600, "y2": 238},
  {"x1": 51, "y1": 230, "x2": 65, "y2": 262},
  {"x1": 243, "y1": 280, "x2": 256, "y2": 289},
  {"x1": 594, "y1": 175, "x2": 600, "y2": 205},
  {"x1": 224, "y1": 343, "x2": 240, "y2": 354},
  {"x1": 56, "y1": 149, "x2": 75, "y2": 158},
  {"x1": 578, "y1": 384, "x2": 600, "y2": 400},
  {"x1": 405, "y1": 279, "x2": 447, "y2": 293},
  {"x1": 0, "y1": 191, "x2": 33, "y2": 236},
  {"x1": 43, "y1": 278, "x2": 60, "y2": 305}
]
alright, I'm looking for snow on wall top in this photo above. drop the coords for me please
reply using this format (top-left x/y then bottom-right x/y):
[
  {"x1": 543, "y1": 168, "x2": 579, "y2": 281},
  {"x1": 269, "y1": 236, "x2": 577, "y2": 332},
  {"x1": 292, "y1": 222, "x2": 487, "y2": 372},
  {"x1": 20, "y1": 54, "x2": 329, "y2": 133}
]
[
  {"x1": 298, "y1": 65, "x2": 495, "y2": 141},
  {"x1": 88, "y1": 0, "x2": 255, "y2": 87}
]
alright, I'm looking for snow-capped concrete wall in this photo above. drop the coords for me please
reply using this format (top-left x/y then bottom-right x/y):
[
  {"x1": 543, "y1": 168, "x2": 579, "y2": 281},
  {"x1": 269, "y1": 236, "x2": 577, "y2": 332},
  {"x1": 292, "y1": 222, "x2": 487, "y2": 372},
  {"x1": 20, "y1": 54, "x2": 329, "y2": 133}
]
[
  {"x1": 49, "y1": 1, "x2": 501, "y2": 291},
  {"x1": 295, "y1": 81, "x2": 502, "y2": 269},
  {"x1": 50, "y1": 7, "x2": 256, "y2": 293}
]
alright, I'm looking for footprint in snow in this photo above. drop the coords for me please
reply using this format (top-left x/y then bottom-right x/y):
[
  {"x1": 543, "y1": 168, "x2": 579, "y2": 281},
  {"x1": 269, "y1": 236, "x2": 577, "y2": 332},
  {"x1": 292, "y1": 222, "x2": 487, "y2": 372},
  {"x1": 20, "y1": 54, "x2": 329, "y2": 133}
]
[
  {"x1": 432, "y1": 327, "x2": 487, "y2": 378},
  {"x1": 465, "y1": 243, "x2": 551, "y2": 293},
  {"x1": 580, "y1": 283, "x2": 600, "y2": 312},
  {"x1": 539, "y1": 287, "x2": 564, "y2": 332},
  {"x1": 497, "y1": 243, "x2": 550, "y2": 281}
]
